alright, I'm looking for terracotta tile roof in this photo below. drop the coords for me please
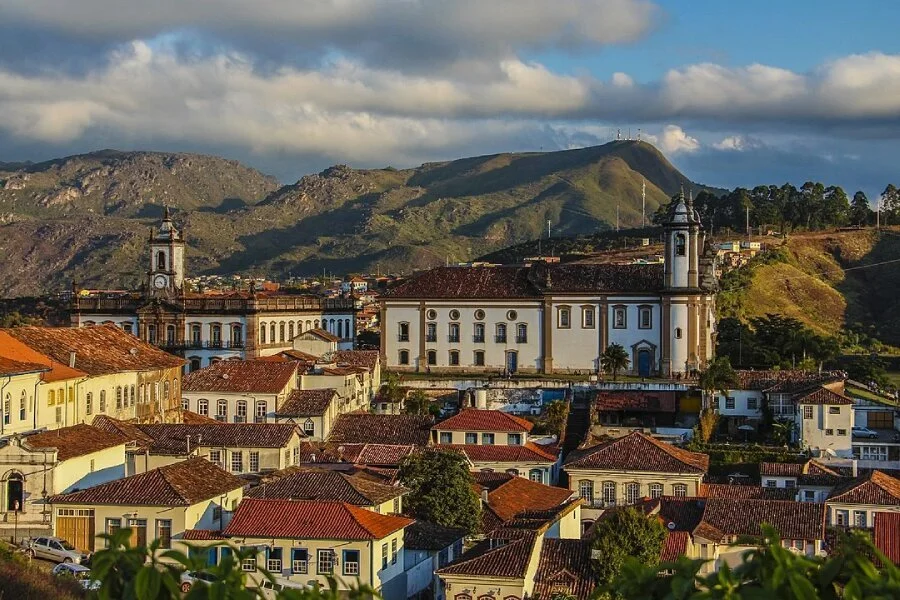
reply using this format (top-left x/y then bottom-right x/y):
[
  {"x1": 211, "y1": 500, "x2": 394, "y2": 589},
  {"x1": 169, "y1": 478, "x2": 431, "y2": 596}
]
[
  {"x1": 51, "y1": 457, "x2": 244, "y2": 506},
  {"x1": 827, "y1": 471, "x2": 900, "y2": 505},
  {"x1": 701, "y1": 484, "x2": 795, "y2": 501},
  {"x1": 438, "y1": 535, "x2": 535, "y2": 579},
  {"x1": 660, "y1": 531, "x2": 691, "y2": 562},
  {"x1": 182, "y1": 529, "x2": 227, "y2": 541},
  {"x1": 223, "y1": 498, "x2": 413, "y2": 540},
  {"x1": 91, "y1": 415, "x2": 155, "y2": 447},
  {"x1": 436, "y1": 409, "x2": 533, "y2": 432},
  {"x1": 182, "y1": 360, "x2": 298, "y2": 394},
  {"x1": 532, "y1": 539, "x2": 596, "y2": 600},
  {"x1": 565, "y1": 431, "x2": 709, "y2": 473},
  {"x1": 332, "y1": 351, "x2": 379, "y2": 372},
  {"x1": 302, "y1": 328, "x2": 340, "y2": 343},
  {"x1": 276, "y1": 389, "x2": 337, "y2": 417},
  {"x1": 595, "y1": 391, "x2": 677, "y2": 413},
  {"x1": 328, "y1": 413, "x2": 433, "y2": 446},
  {"x1": 384, "y1": 266, "x2": 540, "y2": 299},
  {"x1": 874, "y1": 512, "x2": 900, "y2": 565},
  {"x1": 735, "y1": 370, "x2": 844, "y2": 394},
  {"x1": 485, "y1": 476, "x2": 574, "y2": 523},
  {"x1": 437, "y1": 442, "x2": 559, "y2": 464},
  {"x1": 299, "y1": 442, "x2": 418, "y2": 466},
  {"x1": 404, "y1": 521, "x2": 467, "y2": 551},
  {"x1": 794, "y1": 387, "x2": 854, "y2": 405},
  {"x1": 495, "y1": 498, "x2": 583, "y2": 533},
  {"x1": 696, "y1": 499, "x2": 826, "y2": 542},
  {"x1": 25, "y1": 424, "x2": 128, "y2": 460},
  {"x1": 247, "y1": 467, "x2": 405, "y2": 506},
  {"x1": 319, "y1": 366, "x2": 367, "y2": 377},
  {"x1": 181, "y1": 410, "x2": 221, "y2": 425},
  {"x1": 6, "y1": 325, "x2": 185, "y2": 375},
  {"x1": 530, "y1": 262, "x2": 665, "y2": 294},
  {"x1": 0, "y1": 331, "x2": 82, "y2": 382},
  {"x1": 760, "y1": 460, "x2": 845, "y2": 486},
  {"x1": 136, "y1": 423, "x2": 301, "y2": 454},
  {"x1": 472, "y1": 471, "x2": 516, "y2": 492},
  {"x1": 632, "y1": 497, "x2": 706, "y2": 532}
]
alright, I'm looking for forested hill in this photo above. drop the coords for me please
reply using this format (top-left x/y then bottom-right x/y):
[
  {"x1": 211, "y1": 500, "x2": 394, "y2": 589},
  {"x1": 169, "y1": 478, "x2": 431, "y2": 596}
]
[{"x1": 0, "y1": 141, "x2": 717, "y2": 296}]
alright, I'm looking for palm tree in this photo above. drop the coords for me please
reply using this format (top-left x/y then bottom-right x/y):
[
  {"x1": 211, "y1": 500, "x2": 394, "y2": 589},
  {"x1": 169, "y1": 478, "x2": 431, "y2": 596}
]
[
  {"x1": 698, "y1": 356, "x2": 738, "y2": 409},
  {"x1": 600, "y1": 344, "x2": 630, "y2": 380}
]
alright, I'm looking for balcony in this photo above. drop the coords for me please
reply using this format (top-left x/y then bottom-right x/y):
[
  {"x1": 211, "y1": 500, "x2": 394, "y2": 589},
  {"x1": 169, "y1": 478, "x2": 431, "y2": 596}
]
[
  {"x1": 425, "y1": 334, "x2": 437, "y2": 343},
  {"x1": 234, "y1": 416, "x2": 246, "y2": 424},
  {"x1": 155, "y1": 340, "x2": 246, "y2": 351},
  {"x1": 495, "y1": 335, "x2": 507, "y2": 343},
  {"x1": 398, "y1": 334, "x2": 410, "y2": 342},
  {"x1": 516, "y1": 335, "x2": 528, "y2": 344},
  {"x1": 473, "y1": 334, "x2": 485, "y2": 343},
  {"x1": 448, "y1": 335, "x2": 460, "y2": 343}
]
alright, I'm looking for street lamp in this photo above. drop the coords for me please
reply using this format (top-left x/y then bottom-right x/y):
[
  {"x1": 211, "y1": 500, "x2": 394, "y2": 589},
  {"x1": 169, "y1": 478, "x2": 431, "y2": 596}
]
[{"x1": 12, "y1": 500, "x2": 20, "y2": 545}]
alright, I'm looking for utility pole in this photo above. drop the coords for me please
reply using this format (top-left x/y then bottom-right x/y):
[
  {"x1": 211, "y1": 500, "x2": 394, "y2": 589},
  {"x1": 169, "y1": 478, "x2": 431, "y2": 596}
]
[
  {"x1": 616, "y1": 204, "x2": 620, "y2": 232},
  {"x1": 547, "y1": 219, "x2": 551, "y2": 241},
  {"x1": 746, "y1": 205, "x2": 751, "y2": 242}
]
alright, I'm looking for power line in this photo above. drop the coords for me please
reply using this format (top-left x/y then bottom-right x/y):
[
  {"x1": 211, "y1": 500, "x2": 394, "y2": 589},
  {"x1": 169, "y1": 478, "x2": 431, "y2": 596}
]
[{"x1": 722, "y1": 255, "x2": 900, "y2": 294}]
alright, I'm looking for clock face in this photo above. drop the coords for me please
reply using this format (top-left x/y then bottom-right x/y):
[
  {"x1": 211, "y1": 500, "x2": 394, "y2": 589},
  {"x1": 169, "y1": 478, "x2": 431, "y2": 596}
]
[{"x1": 153, "y1": 275, "x2": 168, "y2": 289}]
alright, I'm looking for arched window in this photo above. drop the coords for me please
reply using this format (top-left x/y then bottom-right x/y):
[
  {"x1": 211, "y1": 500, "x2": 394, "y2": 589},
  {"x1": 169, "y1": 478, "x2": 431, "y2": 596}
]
[
  {"x1": 255, "y1": 401, "x2": 267, "y2": 423},
  {"x1": 164, "y1": 381, "x2": 170, "y2": 401},
  {"x1": 602, "y1": 481, "x2": 616, "y2": 505},
  {"x1": 529, "y1": 469, "x2": 543, "y2": 484},
  {"x1": 649, "y1": 483, "x2": 664, "y2": 499},
  {"x1": 260, "y1": 323, "x2": 267, "y2": 344},
  {"x1": 449, "y1": 350, "x2": 460, "y2": 366},
  {"x1": 579, "y1": 480, "x2": 594, "y2": 503},
  {"x1": 427, "y1": 350, "x2": 437, "y2": 366},
  {"x1": 337, "y1": 320, "x2": 343, "y2": 339},
  {"x1": 673, "y1": 483, "x2": 688, "y2": 498},
  {"x1": 304, "y1": 419, "x2": 315, "y2": 436},
  {"x1": 314, "y1": 320, "x2": 320, "y2": 329},
  {"x1": 166, "y1": 324, "x2": 176, "y2": 345},
  {"x1": 3, "y1": 394, "x2": 10, "y2": 425},
  {"x1": 288, "y1": 322, "x2": 295, "y2": 340},
  {"x1": 99, "y1": 390, "x2": 107, "y2": 413},
  {"x1": 130, "y1": 385, "x2": 136, "y2": 406},
  {"x1": 48, "y1": 389, "x2": 55, "y2": 406},
  {"x1": 298, "y1": 321, "x2": 304, "y2": 334},
  {"x1": 116, "y1": 386, "x2": 123, "y2": 410},
  {"x1": 345, "y1": 319, "x2": 351, "y2": 337},
  {"x1": 172, "y1": 378, "x2": 178, "y2": 398},
  {"x1": 191, "y1": 324, "x2": 202, "y2": 345},
  {"x1": 211, "y1": 324, "x2": 222, "y2": 345},
  {"x1": 625, "y1": 482, "x2": 641, "y2": 504},
  {"x1": 674, "y1": 327, "x2": 683, "y2": 339},
  {"x1": 147, "y1": 324, "x2": 157, "y2": 344},
  {"x1": 270, "y1": 323, "x2": 276, "y2": 343},
  {"x1": 216, "y1": 399, "x2": 228, "y2": 421},
  {"x1": 157, "y1": 250, "x2": 166, "y2": 270},
  {"x1": 675, "y1": 233, "x2": 686, "y2": 257},
  {"x1": 398, "y1": 350, "x2": 409, "y2": 365},
  {"x1": 198, "y1": 399, "x2": 209, "y2": 416},
  {"x1": 279, "y1": 322, "x2": 285, "y2": 342},
  {"x1": 516, "y1": 323, "x2": 527, "y2": 343},
  {"x1": 232, "y1": 325, "x2": 243, "y2": 345},
  {"x1": 306, "y1": 320, "x2": 312, "y2": 331},
  {"x1": 181, "y1": 397, "x2": 189, "y2": 412},
  {"x1": 496, "y1": 323, "x2": 507, "y2": 343},
  {"x1": 86, "y1": 392, "x2": 93, "y2": 415},
  {"x1": 190, "y1": 358, "x2": 201, "y2": 372}
]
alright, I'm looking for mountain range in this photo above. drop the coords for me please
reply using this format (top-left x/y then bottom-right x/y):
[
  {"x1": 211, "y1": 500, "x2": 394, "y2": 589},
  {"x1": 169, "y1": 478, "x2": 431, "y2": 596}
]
[{"x1": 0, "y1": 141, "x2": 713, "y2": 296}]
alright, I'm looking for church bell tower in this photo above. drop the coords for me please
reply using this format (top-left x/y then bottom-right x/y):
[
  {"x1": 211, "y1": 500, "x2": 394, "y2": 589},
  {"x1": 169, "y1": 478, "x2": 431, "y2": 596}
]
[{"x1": 148, "y1": 207, "x2": 185, "y2": 296}]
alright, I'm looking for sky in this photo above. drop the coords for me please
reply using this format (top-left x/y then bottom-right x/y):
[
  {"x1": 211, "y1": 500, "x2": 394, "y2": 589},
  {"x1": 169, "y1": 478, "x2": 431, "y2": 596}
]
[{"x1": 2, "y1": 0, "x2": 900, "y2": 195}]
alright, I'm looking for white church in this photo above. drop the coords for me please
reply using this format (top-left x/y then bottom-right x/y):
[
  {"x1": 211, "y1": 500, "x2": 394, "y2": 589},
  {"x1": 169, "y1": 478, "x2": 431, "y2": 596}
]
[{"x1": 380, "y1": 192, "x2": 718, "y2": 376}]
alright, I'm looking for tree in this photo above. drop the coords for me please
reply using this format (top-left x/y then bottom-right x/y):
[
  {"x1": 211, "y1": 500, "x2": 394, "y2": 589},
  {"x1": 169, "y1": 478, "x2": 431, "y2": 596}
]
[
  {"x1": 850, "y1": 191, "x2": 872, "y2": 226},
  {"x1": 606, "y1": 526, "x2": 900, "y2": 599},
  {"x1": 601, "y1": 344, "x2": 630, "y2": 380},
  {"x1": 697, "y1": 409, "x2": 720, "y2": 444},
  {"x1": 590, "y1": 507, "x2": 666, "y2": 587},
  {"x1": 379, "y1": 373, "x2": 404, "y2": 415},
  {"x1": 403, "y1": 390, "x2": 431, "y2": 416},
  {"x1": 882, "y1": 183, "x2": 900, "y2": 225},
  {"x1": 398, "y1": 448, "x2": 482, "y2": 534},
  {"x1": 698, "y1": 357, "x2": 738, "y2": 401},
  {"x1": 543, "y1": 400, "x2": 569, "y2": 438}
]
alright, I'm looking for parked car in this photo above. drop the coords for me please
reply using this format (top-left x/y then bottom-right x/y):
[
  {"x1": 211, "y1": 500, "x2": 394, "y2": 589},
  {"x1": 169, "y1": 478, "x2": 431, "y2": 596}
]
[
  {"x1": 180, "y1": 570, "x2": 218, "y2": 593},
  {"x1": 21, "y1": 537, "x2": 89, "y2": 564},
  {"x1": 258, "y1": 577, "x2": 308, "y2": 599},
  {"x1": 852, "y1": 426, "x2": 879, "y2": 439},
  {"x1": 52, "y1": 562, "x2": 101, "y2": 590}
]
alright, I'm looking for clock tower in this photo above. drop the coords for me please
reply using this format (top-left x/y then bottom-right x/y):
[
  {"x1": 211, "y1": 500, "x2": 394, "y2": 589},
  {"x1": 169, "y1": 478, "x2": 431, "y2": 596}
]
[{"x1": 148, "y1": 207, "x2": 185, "y2": 295}]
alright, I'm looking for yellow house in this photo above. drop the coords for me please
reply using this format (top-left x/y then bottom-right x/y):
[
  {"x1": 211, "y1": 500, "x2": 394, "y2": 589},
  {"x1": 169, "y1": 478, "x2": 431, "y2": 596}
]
[
  {"x1": 564, "y1": 431, "x2": 708, "y2": 515},
  {"x1": 5, "y1": 325, "x2": 186, "y2": 427},
  {"x1": 247, "y1": 467, "x2": 407, "y2": 514},
  {"x1": 0, "y1": 424, "x2": 127, "y2": 536},
  {"x1": 49, "y1": 457, "x2": 245, "y2": 553},
  {"x1": 433, "y1": 408, "x2": 535, "y2": 447},
  {"x1": 206, "y1": 498, "x2": 413, "y2": 597},
  {"x1": 274, "y1": 389, "x2": 341, "y2": 440},
  {"x1": 825, "y1": 470, "x2": 900, "y2": 528}
]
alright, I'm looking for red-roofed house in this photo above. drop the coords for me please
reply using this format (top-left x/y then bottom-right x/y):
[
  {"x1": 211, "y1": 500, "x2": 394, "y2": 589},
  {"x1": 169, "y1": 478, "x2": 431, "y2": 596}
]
[
  {"x1": 874, "y1": 512, "x2": 900, "y2": 565},
  {"x1": 826, "y1": 470, "x2": 900, "y2": 528},
  {"x1": 213, "y1": 498, "x2": 412, "y2": 596},
  {"x1": 433, "y1": 409, "x2": 534, "y2": 446}
]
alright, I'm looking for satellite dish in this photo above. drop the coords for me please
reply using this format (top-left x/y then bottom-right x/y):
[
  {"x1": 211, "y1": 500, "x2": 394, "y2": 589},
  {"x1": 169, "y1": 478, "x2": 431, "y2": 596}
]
[
  {"x1": 667, "y1": 522, "x2": 676, "y2": 530},
  {"x1": 129, "y1": 348, "x2": 138, "y2": 355}
]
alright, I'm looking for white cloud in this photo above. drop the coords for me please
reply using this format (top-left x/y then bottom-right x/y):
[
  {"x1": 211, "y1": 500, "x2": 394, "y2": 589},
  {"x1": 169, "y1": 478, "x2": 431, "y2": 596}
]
[
  {"x1": 712, "y1": 135, "x2": 765, "y2": 151},
  {"x1": 656, "y1": 125, "x2": 700, "y2": 154}
]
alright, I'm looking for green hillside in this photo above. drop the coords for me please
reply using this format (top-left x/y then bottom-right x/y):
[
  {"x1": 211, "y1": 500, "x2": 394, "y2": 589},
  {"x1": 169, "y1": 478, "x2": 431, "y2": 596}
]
[{"x1": 0, "y1": 141, "x2": 716, "y2": 296}]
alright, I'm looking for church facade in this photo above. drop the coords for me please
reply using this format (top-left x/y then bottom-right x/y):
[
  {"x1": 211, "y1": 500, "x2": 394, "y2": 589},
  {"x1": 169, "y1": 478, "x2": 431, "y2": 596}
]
[
  {"x1": 71, "y1": 209, "x2": 357, "y2": 371},
  {"x1": 380, "y1": 193, "x2": 717, "y2": 376}
]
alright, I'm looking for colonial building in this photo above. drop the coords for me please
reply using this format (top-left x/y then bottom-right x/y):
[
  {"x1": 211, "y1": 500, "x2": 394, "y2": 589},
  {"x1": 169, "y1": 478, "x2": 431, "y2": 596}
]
[
  {"x1": 381, "y1": 191, "x2": 717, "y2": 376},
  {"x1": 70, "y1": 209, "x2": 357, "y2": 370}
]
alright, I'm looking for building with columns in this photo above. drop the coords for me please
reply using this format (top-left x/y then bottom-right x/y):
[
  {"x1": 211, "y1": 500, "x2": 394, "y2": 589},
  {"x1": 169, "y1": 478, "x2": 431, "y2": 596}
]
[
  {"x1": 71, "y1": 209, "x2": 357, "y2": 371},
  {"x1": 380, "y1": 192, "x2": 717, "y2": 376}
]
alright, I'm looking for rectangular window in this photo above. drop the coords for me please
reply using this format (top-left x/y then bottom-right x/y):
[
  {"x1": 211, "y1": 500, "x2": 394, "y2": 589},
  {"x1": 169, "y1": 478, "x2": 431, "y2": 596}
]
[
  {"x1": 439, "y1": 432, "x2": 452, "y2": 444},
  {"x1": 829, "y1": 406, "x2": 841, "y2": 415},
  {"x1": 825, "y1": 429, "x2": 834, "y2": 436},
  {"x1": 835, "y1": 510, "x2": 849, "y2": 526},
  {"x1": 474, "y1": 351, "x2": 485, "y2": 366},
  {"x1": 241, "y1": 547, "x2": 257, "y2": 572},
  {"x1": 449, "y1": 351, "x2": 460, "y2": 366},
  {"x1": 803, "y1": 406, "x2": 814, "y2": 420},
  {"x1": 249, "y1": 452, "x2": 260, "y2": 472},
  {"x1": 804, "y1": 490, "x2": 816, "y2": 502},
  {"x1": 473, "y1": 323, "x2": 485, "y2": 343},
  {"x1": 391, "y1": 538, "x2": 397, "y2": 565},
  {"x1": 106, "y1": 518, "x2": 121, "y2": 547},
  {"x1": 317, "y1": 550, "x2": 334, "y2": 574},
  {"x1": 516, "y1": 323, "x2": 527, "y2": 343},
  {"x1": 398, "y1": 322, "x2": 409, "y2": 342},
  {"x1": 558, "y1": 308, "x2": 570, "y2": 329},
  {"x1": 343, "y1": 550, "x2": 360, "y2": 576},
  {"x1": 393, "y1": 498, "x2": 400, "y2": 513},
  {"x1": 854, "y1": 511, "x2": 867, "y2": 528},
  {"x1": 725, "y1": 397, "x2": 735, "y2": 410},
  {"x1": 425, "y1": 323, "x2": 437, "y2": 342},
  {"x1": 448, "y1": 323, "x2": 460, "y2": 343},
  {"x1": 613, "y1": 307, "x2": 627, "y2": 329},
  {"x1": 582, "y1": 307, "x2": 595, "y2": 329},
  {"x1": 765, "y1": 480, "x2": 777, "y2": 488},
  {"x1": 785, "y1": 480, "x2": 796, "y2": 489},
  {"x1": 482, "y1": 433, "x2": 495, "y2": 445},
  {"x1": 837, "y1": 428, "x2": 847, "y2": 436},
  {"x1": 267, "y1": 547, "x2": 283, "y2": 573},
  {"x1": 256, "y1": 401, "x2": 267, "y2": 423},
  {"x1": 508, "y1": 433, "x2": 522, "y2": 445},
  {"x1": 381, "y1": 543, "x2": 388, "y2": 570},
  {"x1": 231, "y1": 451, "x2": 243, "y2": 473},
  {"x1": 747, "y1": 397, "x2": 758, "y2": 410},
  {"x1": 291, "y1": 548, "x2": 308, "y2": 574},
  {"x1": 638, "y1": 307, "x2": 652, "y2": 329},
  {"x1": 465, "y1": 432, "x2": 477, "y2": 444},
  {"x1": 156, "y1": 520, "x2": 172, "y2": 549},
  {"x1": 209, "y1": 450, "x2": 222, "y2": 468},
  {"x1": 128, "y1": 519, "x2": 148, "y2": 548}
]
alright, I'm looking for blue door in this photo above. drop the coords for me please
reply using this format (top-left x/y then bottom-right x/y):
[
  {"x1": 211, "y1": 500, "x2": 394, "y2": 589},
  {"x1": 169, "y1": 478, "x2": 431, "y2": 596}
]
[
  {"x1": 638, "y1": 350, "x2": 651, "y2": 377},
  {"x1": 506, "y1": 351, "x2": 518, "y2": 374}
]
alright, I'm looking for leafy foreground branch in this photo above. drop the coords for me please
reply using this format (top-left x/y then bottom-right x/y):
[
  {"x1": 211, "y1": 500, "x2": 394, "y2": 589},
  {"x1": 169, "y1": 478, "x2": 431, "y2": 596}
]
[{"x1": 604, "y1": 526, "x2": 900, "y2": 600}]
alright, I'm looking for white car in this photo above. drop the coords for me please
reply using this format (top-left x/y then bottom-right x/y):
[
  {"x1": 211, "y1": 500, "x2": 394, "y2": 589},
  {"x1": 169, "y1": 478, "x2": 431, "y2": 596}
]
[
  {"x1": 852, "y1": 426, "x2": 879, "y2": 439},
  {"x1": 22, "y1": 536, "x2": 89, "y2": 564},
  {"x1": 180, "y1": 570, "x2": 218, "y2": 593},
  {"x1": 52, "y1": 562, "x2": 101, "y2": 590}
]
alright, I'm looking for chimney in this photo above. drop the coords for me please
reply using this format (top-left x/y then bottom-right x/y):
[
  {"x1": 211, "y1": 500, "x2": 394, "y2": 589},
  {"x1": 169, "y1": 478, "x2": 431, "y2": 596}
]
[
  {"x1": 851, "y1": 459, "x2": 858, "y2": 478},
  {"x1": 481, "y1": 489, "x2": 489, "y2": 503},
  {"x1": 69, "y1": 351, "x2": 76, "y2": 369}
]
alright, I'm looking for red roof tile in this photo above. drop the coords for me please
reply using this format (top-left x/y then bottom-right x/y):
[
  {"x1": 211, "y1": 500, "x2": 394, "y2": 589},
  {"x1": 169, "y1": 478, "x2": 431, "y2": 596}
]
[
  {"x1": 328, "y1": 413, "x2": 433, "y2": 446},
  {"x1": 0, "y1": 356, "x2": 49, "y2": 377},
  {"x1": 794, "y1": 387, "x2": 854, "y2": 405},
  {"x1": 91, "y1": 415, "x2": 156, "y2": 447},
  {"x1": 181, "y1": 410, "x2": 221, "y2": 425},
  {"x1": 735, "y1": 370, "x2": 844, "y2": 394},
  {"x1": 276, "y1": 389, "x2": 337, "y2": 417},
  {"x1": 696, "y1": 498, "x2": 826, "y2": 541},
  {"x1": 51, "y1": 457, "x2": 244, "y2": 506},
  {"x1": 827, "y1": 471, "x2": 900, "y2": 505},
  {"x1": 223, "y1": 498, "x2": 413, "y2": 540},
  {"x1": 436, "y1": 409, "x2": 533, "y2": 432},
  {"x1": 660, "y1": 530, "x2": 691, "y2": 562},
  {"x1": 6, "y1": 325, "x2": 185, "y2": 375},
  {"x1": 486, "y1": 477, "x2": 574, "y2": 523},
  {"x1": 701, "y1": 484, "x2": 795, "y2": 501},
  {"x1": 247, "y1": 467, "x2": 405, "y2": 506},
  {"x1": 438, "y1": 442, "x2": 559, "y2": 464},
  {"x1": 182, "y1": 360, "x2": 298, "y2": 394},
  {"x1": 25, "y1": 424, "x2": 127, "y2": 461},
  {"x1": 182, "y1": 529, "x2": 227, "y2": 541},
  {"x1": 565, "y1": 431, "x2": 709, "y2": 473},
  {"x1": 299, "y1": 442, "x2": 417, "y2": 466},
  {"x1": 595, "y1": 391, "x2": 677, "y2": 413},
  {"x1": 438, "y1": 535, "x2": 536, "y2": 578},
  {"x1": 136, "y1": 423, "x2": 301, "y2": 454},
  {"x1": 532, "y1": 539, "x2": 596, "y2": 600},
  {"x1": 332, "y1": 351, "x2": 379, "y2": 372},
  {"x1": 759, "y1": 460, "x2": 844, "y2": 486},
  {"x1": 0, "y1": 331, "x2": 82, "y2": 382},
  {"x1": 404, "y1": 521, "x2": 467, "y2": 551},
  {"x1": 874, "y1": 512, "x2": 900, "y2": 565},
  {"x1": 302, "y1": 328, "x2": 340, "y2": 343}
]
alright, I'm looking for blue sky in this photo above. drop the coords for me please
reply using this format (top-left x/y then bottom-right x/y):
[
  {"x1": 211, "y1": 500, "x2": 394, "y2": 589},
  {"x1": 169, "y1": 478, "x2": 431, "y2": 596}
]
[{"x1": 2, "y1": 0, "x2": 900, "y2": 196}]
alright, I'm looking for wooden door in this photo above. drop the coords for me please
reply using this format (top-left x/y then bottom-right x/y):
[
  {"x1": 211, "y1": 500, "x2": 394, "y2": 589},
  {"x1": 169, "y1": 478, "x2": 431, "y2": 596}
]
[{"x1": 56, "y1": 509, "x2": 95, "y2": 552}]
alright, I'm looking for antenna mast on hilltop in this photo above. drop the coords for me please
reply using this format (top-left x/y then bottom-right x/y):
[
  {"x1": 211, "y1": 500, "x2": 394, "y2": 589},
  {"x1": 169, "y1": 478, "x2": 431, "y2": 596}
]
[{"x1": 641, "y1": 178, "x2": 646, "y2": 227}]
